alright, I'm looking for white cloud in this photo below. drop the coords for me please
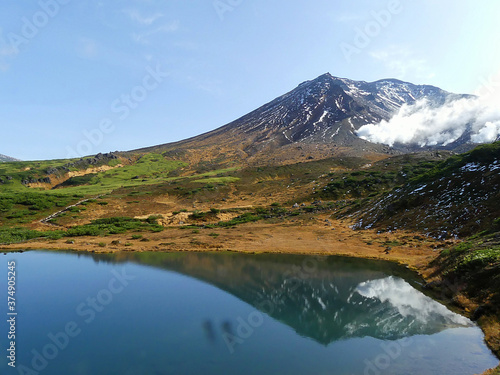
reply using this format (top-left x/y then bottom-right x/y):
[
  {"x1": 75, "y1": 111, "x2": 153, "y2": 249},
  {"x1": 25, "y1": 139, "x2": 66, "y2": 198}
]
[
  {"x1": 470, "y1": 122, "x2": 500, "y2": 143},
  {"x1": 474, "y1": 69, "x2": 500, "y2": 104},
  {"x1": 357, "y1": 96, "x2": 500, "y2": 147}
]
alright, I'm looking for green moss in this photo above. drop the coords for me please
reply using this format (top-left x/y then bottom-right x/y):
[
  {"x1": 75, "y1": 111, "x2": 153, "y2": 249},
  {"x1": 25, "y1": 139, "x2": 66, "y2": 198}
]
[
  {"x1": 459, "y1": 248, "x2": 500, "y2": 270},
  {"x1": 452, "y1": 241, "x2": 473, "y2": 253}
]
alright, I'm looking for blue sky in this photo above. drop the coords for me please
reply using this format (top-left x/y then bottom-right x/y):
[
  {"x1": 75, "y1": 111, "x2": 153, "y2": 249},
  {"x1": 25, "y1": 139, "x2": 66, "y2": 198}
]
[{"x1": 1, "y1": 0, "x2": 499, "y2": 160}]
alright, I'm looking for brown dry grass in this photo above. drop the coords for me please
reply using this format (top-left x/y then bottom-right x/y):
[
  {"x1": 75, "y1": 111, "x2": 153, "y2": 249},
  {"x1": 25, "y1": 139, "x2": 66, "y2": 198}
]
[{"x1": 2, "y1": 217, "x2": 439, "y2": 271}]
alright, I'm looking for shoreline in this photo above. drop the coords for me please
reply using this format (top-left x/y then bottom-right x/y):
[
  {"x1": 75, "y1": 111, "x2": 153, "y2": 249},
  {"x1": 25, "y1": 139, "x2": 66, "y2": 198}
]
[{"x1": 1, "y1": 219, "x2": 440, "y2": 270}]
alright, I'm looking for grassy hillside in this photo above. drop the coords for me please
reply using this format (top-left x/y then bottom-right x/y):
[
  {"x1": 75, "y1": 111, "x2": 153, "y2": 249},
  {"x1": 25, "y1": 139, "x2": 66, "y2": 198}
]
[
  {"x1": 350, "y1": 142, "x2": 500, "y2": 238},
  {"x1": 1, "y1": 143, "x2": 497, "y2": 243},
  {"x1": 0, "y1": 152, "x2": 185, "y2": 229},
  {"x1": 0, "y1": 148, "x2": 447, "y2": 243}
]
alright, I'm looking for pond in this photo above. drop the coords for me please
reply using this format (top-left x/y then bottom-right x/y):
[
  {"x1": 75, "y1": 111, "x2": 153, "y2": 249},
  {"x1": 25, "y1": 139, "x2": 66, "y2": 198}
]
[{"x1": 1, "y1": 250, "x2": 498, "y2": 375}]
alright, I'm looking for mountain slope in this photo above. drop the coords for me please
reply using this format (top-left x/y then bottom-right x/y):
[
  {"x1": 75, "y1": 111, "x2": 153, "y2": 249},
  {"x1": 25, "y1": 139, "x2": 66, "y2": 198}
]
[
  {"x1": 137, "y1": 73, "x2": 462, "y2": 166},
  {"x1": 351, "y1": 141, "x2": 500, "y2": 239},
  {"x1": 0, "y1": 154, "x2": 19, "y2": 162}
]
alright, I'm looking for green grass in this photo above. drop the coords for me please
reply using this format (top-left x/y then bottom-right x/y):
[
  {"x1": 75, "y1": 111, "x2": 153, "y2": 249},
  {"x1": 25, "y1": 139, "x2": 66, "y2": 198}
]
[
  {"x1": 458, "y1": 248, "x2": 500, "y2": 270},
  {"x1": 0, "y1": 191, "x2": 80, "y2": 224},
  {"x1": 0, "y1": 153, "x2": 187, "y2": 197},
  {"x1": 0, "y1": 227, "x2": 64, "y2": 244},
  {"x1": 0, "y1": 159, "x2": 77, "y2": 192},
  {"x1": 217, "y1": 212, "x2": 262, "y2": 227},
  {"x1": 182, "y1": 205, "x2": 297, "y2": 229},
  {"x1": 319, "y1": 166, "x2": 437, "y2": 200},
  {"x1": 0, "y1": 154, "x2": 129, "y2": 193},
  {"x1": 438, "y1": 227, "x2": 500, "y2": 276},
  {"x1": 0, "y1": 153, "x2": 191, "y2": 227},
  {"x1": 451, "y1": 241, "x2": 474, "y2": 253},
  {"x1": 43, "y1": 154, "x2": 187, "y2": 195},
  {"x1": 94, "y1": 154, "x2": 186, "y2": 187},
  {"x1": 0, "y1": 216, "x2": 165, "y2": 245}
]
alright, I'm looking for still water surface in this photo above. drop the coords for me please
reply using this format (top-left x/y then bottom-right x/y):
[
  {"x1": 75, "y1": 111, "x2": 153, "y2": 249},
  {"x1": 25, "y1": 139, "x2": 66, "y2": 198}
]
[{"x1": 0, "y1": 251, "x2": 498, "y2": 375}]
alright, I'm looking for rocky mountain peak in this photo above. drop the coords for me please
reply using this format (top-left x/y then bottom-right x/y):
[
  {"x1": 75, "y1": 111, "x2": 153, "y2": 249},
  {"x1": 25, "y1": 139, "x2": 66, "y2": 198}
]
[
  {"x1": 0, "y1": 154, "x2": 20, "y2": 163},
  {"x1": 138, "y1": 73, "x2": 472, "y2": 165}
]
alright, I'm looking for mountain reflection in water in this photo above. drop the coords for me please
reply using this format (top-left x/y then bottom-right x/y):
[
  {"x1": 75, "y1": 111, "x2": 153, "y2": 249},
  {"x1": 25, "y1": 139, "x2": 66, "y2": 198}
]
[
  {"x1": 84, "y1": 251, "x2": 471, "y2": 345},
  {"x1": 353, "y1": 276, "x2": 471, "y2": 339}
]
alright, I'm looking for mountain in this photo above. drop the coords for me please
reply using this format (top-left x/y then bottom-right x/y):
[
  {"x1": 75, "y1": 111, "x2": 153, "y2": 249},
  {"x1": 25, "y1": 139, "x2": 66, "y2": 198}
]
[
  {"x1": 137, "y1": 73, "x2": 465, "y2": 166},
  {"x1": 0, "y1": 154, "x2": 19, "y2": 162}
]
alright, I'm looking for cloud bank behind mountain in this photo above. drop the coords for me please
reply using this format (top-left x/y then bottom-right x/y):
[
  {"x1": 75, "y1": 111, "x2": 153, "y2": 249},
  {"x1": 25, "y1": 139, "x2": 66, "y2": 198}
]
[{"x1": 357, "y1": 95, "x2": 500, "y2": 147}]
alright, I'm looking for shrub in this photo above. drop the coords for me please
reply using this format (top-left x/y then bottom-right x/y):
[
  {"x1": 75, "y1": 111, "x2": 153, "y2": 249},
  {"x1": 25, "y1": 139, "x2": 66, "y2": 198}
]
[
  {"x1": 494, "y1": 218, "x2": 500, "y2": 228},
  {"x1": 0, "y1": 228, "x2": 45, "y2": 244},
  {"x1": 190, "y1": 211, "x2": 206, "y2": 220},
  {"x1": 456, "y1": 248, "x2": 500, "y2": 272},
  {"x1": 453, "y1": 242, "x2": 473, "y2": 253},
  {"x1": 47, "y1": 231, "x2": 64, "y2": 240},
  {"x1": 146, "y1": 215, "x2": 163, "y2": 224},
  {"x1": 218, "y1": 213, "x2": 261, "y2": 227}
]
